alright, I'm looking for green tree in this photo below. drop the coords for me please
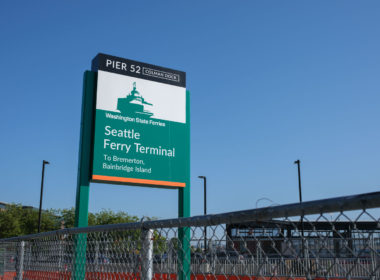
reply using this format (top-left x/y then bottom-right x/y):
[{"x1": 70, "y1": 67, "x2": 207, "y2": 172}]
[
  {"x1": 0, "y1": 205, "x2": 146, "y2": 239},
  {"x1": 60, "y1": 207, "x2": 76, "y2": 228},
  {"x1": 0, "y1": 205, "x2": 59, "y2": 238},
  {"x1": 19, "y1": 208, "x2": 58, "y2": 235},
  {"x1": 0, "y1": 204, "x2": 22, "y2": 238},
  {"x1": 94, "y1": 209, "x2": 139, "y2": 225}
]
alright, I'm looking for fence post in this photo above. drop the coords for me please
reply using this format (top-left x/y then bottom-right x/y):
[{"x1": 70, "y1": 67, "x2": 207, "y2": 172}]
[
  {"x1": 305, "y1": 239, "x2": 312, "y2": 280},
  {"x1": 16, "y1": 241, "x2": 25, "y2": 280},
  {"x1": 370, "y1": 234, "x2": 376, "y2": 280},
  {"x1": 141, "y1": 229, "x2": 153, "y2": 280},
  {"x1": 94, "y1": 241, "x2": 100, "y2": 272},
  {"x1": 0, "y1": 245, "x2": 5, "y2": 277},
  {"x1": 256, "y1": 241, "x2": 261, "y2": 275},
  {"x1": 58, "y1": 239, "x2": 63, "y2": 272}
]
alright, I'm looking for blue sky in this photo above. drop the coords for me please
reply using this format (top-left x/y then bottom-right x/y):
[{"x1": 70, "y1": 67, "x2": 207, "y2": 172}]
[{"x1": 0, "y1": 1, "x2": 379, "y2": 219}]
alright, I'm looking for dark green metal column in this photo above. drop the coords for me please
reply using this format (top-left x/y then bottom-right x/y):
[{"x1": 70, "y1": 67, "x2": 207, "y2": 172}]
[
  {"x1": 178, "y1": 90, "x2": 191, "y2": 280},
  {"x1": 73, "y1": 70, "x2": 96, "y2": 280}
]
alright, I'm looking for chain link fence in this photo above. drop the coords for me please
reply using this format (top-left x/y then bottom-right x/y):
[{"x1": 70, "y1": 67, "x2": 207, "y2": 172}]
[{"x1": 1, "y1": 191, "x2": 380, "y2": 280}]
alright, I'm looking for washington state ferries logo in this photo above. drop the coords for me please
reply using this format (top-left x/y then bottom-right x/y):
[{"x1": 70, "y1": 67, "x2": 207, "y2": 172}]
[{"x1": 117, "y1": 82, "x2": 154, "y2": 118}]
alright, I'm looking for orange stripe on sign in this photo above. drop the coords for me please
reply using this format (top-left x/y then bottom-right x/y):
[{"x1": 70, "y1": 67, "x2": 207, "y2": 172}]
[{"x1": 92, "y1": 175, "x2": 186, "y2": 187}]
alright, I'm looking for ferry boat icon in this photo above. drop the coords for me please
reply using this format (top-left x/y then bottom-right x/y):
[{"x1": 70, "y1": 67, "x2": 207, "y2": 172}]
[{"x1": 117, "y1": 82, "x2": 153, "y2": 117}]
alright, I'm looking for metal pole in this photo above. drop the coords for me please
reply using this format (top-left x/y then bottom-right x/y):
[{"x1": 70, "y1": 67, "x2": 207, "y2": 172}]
[
  {"x1": 141, "y1": 229, "x2": 153, "y2": 280},
  {"x1": 16, "y1": 241, "x2": 25, "y2": 280},
  {"x1": 294, "y1": 159, "x2": 305, "y2": 259},
  {"x1": 198, "y1": 176, "x2": 207, "y2": 251},
  {"x1": 294, "y1": 160, "x2": 302, "y2": 203},
  {"x1": 94, "y1": 241, "x2": 100, "y2": 272},
  {"x1": 38, "y1": 160, "x2": 49, "y2": 233}
]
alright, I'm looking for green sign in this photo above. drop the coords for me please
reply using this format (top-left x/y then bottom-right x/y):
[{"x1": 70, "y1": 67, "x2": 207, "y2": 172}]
[{"x1": 91, "y1": 54, "x2": 189, "y2": 188}]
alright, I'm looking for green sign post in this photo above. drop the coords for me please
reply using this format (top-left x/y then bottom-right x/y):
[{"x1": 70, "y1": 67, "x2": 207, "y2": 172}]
[
  {"x1": 73, "y1": 71, "x2": 96, "y2": 280},
  {"x1": 74, "y1": 54, "x2": 190, "y2": 280}
]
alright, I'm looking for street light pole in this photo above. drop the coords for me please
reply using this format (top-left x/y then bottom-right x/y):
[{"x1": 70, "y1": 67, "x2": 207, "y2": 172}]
[
  {"x1": 294, "y1": 159, "x2": 304, "y2": 257},
  {"x1": 294, "y1": 160, "x2": 302, "y2": 203},
  {"x1": 38, "y1": 160, "x2": 50, "y2": 233},
  {"x1": 198, "y1": 176, "x2": 207, "y2": 251}
]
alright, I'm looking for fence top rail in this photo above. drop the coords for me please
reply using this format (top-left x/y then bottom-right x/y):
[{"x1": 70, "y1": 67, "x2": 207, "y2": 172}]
[{"x1": 1, "y1": 190, "x2": 380, "y2": 243}]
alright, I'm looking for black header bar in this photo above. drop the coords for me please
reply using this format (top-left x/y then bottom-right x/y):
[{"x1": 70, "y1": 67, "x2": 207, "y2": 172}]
[{"x1": 92, "y1": 53, "x2": 186, "y2": 88}]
